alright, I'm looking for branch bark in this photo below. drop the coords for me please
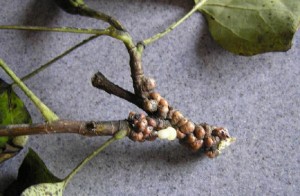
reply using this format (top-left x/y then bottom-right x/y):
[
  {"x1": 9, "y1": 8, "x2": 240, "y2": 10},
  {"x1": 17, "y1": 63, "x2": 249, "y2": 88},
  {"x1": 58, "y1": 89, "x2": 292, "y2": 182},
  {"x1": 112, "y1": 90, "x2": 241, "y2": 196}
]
[
  {"x1": 127, "y1": 44, "x2": 145, "y2": 97},
  {"x1": 0, "y1": 120, "x2": 131, "y2": 137},
  {"x1": 91, "y1": 72, "x2": 143, "y2": 109}
]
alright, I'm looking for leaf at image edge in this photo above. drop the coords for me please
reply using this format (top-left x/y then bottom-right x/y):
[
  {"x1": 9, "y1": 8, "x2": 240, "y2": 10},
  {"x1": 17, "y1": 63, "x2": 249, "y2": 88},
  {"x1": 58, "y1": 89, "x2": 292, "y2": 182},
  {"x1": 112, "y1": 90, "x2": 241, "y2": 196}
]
[
  {"x1": 0, "y1": 78, "x2": 32, "y2": 163},
  {"x1": 21, "y1": 182, "x2": 65, "y2": 196},
  {"x1": 4, "y1": 148, "x2": 62, "y2": 196},
  {"x1": 196, "y1": 0, "x2": 300, "y2": 55}
]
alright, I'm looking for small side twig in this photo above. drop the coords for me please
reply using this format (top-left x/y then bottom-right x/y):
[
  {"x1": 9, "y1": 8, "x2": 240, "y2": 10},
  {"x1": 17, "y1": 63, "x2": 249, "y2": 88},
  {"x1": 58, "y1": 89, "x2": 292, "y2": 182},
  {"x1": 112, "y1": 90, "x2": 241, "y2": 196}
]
[
  {"x1": 12, "y1": 35, "x2": 100, "y2": 86},
  {"x1": 91, "y1": 72, "x2": 143, "y2": 109}
]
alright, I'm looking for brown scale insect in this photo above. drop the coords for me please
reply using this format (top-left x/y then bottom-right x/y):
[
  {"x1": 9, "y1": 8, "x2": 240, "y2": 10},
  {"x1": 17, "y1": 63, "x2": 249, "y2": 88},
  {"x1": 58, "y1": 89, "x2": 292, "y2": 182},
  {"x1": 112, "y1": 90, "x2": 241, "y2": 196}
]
[
  {"x1": 171, "y1": 111, "x2": 184, "y2": 125},
  {"x1": 158, "y1": 98, "x2": 168, "y2": 107},
  {"x1": 157, "y1": 105, "x2": 169, "y2": 119},
  {"x1": 176, "y1": 129, "x2": 186, "y2": 139},
  {"x1": 206, "y1": 150, "x2": 219, "y2": 158},
  {"x1": 149, "y1": 92, "x2": 161, "y2": 102},
  {"x1": 128, "y1": 112, "x2": 159, "y2": 142},
  {"x1": 204, "y1": 137, "x2": 214, "y2": 148},
  {"x1": 142, "y1": 77, "x2": 156, "y2": 92},
  {"x1": 179, "y1": 121, "x2": 195, "y2": 134},
  {"x1": 146, "y1": 117, "x2": 157, "y2": 127},
  {"x1": 143, "y1": 99, "x2": 158, "y2": 113},
  {"x1": 136, "y1": 118, "x2": 148, "y2": 132},
  {"x1": 212, "y1": 127, "x2": 230, "y2": 140},
  {"x1": 190, "y1": 140, "x2": 203, "y2": 151},
  {"x1": 177, "y1": 118, "x2": 188, "y2": 127},
  {"x1": 186, "y1": 133, "x2": 196, "y2": 144},
  {"x1": 194, "y1": 125, "x2": 206, "y2": 139}
]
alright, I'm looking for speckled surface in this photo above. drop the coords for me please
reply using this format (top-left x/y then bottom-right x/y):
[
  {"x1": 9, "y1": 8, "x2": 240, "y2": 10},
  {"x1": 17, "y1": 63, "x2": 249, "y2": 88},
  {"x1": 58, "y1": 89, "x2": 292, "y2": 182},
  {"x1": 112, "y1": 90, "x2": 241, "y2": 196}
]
[{"x1": 0, "y1": 0, "x2": 300, "y2": 195}]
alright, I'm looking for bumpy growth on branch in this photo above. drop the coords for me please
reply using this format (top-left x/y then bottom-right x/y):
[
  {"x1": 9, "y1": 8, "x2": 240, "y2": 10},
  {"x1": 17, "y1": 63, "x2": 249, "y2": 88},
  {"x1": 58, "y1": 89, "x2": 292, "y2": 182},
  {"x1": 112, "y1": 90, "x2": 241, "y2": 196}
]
[{"x1": 126, "y1": 77, "x2": 233, "y2": 158}]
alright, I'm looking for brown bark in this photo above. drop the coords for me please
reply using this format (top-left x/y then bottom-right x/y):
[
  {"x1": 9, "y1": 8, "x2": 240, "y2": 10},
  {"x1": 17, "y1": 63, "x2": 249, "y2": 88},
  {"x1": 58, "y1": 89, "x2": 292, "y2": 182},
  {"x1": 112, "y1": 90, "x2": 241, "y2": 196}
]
[{"x1": 0, "y1": 120, "x2": 131, "y2": 137}]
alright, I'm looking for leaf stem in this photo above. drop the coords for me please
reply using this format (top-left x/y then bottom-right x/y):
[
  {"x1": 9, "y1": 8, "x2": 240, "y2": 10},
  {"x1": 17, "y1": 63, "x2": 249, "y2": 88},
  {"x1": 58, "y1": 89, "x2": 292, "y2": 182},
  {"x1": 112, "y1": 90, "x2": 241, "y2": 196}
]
[
  {"x1": 0, "y1": 25, "x2": 135, "y2": 49},
  {"x1": 54, "y1": 0, "x2": 125, "y2": 31},
  {"x1": 0, "y1": 25, "x2": 110, "y2": 35},
  {"x1": 0, "y1": 59, "x2": 59, "y2": 122},
  {"x1": 141, "y1": 0, "x2": 207, "y2": 46},
  {"x1": 76, "y1": 6, "x2": 126, "y2": 31},
  {"x1": 63, "y1": 129, "x2": 127, "y2": 187},
  {"x1": 10, "y1": 35, "x2": 99, "y2": 86}
]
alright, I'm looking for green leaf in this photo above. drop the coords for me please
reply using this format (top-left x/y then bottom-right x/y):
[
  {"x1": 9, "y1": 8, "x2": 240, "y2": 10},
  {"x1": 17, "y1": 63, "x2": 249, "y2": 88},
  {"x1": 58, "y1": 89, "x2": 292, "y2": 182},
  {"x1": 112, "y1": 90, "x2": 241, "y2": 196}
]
[
  {"x1": 21, "y1": 182, "x2": 65, "y2": 196},
  {"x1": 0, "y1": 78, "x2": 32, "y2": 163},
  {"x1": 196, "y1": 0, "x2": 300, "y2": 55},
  {"x1": 54, "y1": 0, "x2": 86, "y2": 14},
  {"x1": 4, "y1": 148, "x2": 62, "y2": 196},
  {"x1": 0, "y1": 137, "x2": 9, "y2": 148}
]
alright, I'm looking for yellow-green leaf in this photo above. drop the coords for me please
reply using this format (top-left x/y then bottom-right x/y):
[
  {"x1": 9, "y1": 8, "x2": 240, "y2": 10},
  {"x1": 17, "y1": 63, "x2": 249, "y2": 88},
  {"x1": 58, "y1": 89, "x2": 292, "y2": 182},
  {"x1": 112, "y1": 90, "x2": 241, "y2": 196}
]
[
  {"x1": 0, "y1": 78, "x2": 32, "y2": 163},
  {"x1": 196, "y1": 0, "x2": 300, "y2": 55},
  {"x1": 4, "y1": 148, "x2": 62, "y2": 195},
  {"x1": 21, "y1": 182, "x2": 65, "y2": 196},
  {"x1": 54, "y1": 0, "x2": 86, "y2": 14}
]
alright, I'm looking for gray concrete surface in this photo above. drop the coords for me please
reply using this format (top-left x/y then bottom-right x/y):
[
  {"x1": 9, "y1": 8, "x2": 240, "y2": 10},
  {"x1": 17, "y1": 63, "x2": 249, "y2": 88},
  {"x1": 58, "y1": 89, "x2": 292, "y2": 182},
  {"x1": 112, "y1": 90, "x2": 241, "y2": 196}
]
[{"x1": 0, "y1": 0, "x2": 299, "y2": 195}]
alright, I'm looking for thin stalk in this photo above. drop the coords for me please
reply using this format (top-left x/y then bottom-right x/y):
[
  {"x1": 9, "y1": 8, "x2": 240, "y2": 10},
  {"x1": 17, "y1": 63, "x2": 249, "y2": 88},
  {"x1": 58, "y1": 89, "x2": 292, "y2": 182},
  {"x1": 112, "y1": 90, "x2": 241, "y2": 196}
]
[
  {"x1": 141, "y1": 0, "x2": 207, "y2": 46},
  {"x1": 0, "y1": 59, "x2": 59, "y2": 122},
  {"x1": 11, "y1": 35, "x2": 99, "y2": 86},
  {"x1": 0, "y1": 25, "x2": 110, "y2": 35},
  {"x1": 107, "y1": 26, "x2": 136, "y2": 50},
  {"x1": 54, "y1": 0, "x2": 125, "y2": 31},
  {"x1": 0, "y1": 25, "x2": 135, "y2": 49},
  {"x1": 63, "y1": 137, "x2": 115, "y2": 186},
  {"x1": 77, "y1": 6, "x2": 126, "y2": 31},
  {"x1": 63, "y1": 129, "x2": 127, "y2": 187}
]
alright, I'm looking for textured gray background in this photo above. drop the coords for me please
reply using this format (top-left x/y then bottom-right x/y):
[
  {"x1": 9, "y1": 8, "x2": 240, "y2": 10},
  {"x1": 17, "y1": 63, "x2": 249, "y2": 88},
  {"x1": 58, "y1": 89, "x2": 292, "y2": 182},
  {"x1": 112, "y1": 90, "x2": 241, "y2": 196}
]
[{"x1": 0, "y1": 0, "x2": 299, "y2": 195}]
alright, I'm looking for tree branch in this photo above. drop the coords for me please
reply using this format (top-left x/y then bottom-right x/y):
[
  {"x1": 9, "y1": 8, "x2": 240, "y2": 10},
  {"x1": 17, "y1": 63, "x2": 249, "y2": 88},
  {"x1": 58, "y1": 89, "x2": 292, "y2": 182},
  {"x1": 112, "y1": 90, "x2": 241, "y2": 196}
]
[
  {"x1": 0, "y1": 116, "x2": 234, "y2": 158},
  {"x1": 127, "y1": 44, "x2": 146, "y2": 97}
]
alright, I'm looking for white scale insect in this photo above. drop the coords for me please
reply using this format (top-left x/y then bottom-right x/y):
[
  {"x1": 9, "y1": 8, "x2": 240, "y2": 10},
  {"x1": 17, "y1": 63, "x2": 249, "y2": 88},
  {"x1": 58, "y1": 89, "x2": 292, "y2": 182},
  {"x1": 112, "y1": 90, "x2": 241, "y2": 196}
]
[{"x1": 156, "y1": 127, "x2": 177, "y2": 141}]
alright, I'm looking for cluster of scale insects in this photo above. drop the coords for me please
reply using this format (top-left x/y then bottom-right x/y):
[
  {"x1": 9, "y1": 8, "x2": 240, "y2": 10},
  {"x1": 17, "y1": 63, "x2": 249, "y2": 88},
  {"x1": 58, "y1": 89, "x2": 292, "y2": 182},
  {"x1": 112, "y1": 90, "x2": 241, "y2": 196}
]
[{"x1": 127, "y1": 77, "x2": 231, "y2": 158}]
